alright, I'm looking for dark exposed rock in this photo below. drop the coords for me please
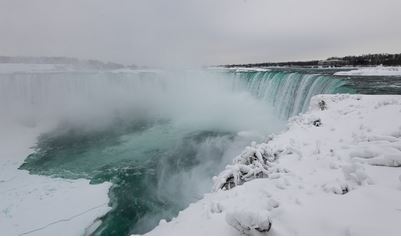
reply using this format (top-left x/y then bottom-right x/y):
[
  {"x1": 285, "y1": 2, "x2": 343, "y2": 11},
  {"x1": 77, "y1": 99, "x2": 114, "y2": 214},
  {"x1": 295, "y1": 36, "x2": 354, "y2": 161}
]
[
  {"x1": 313, "y1": 119, "x2": 322, "y2": 127},
  {"x1": 319, "y1": 100, "x2": 327, "y2": 110}
]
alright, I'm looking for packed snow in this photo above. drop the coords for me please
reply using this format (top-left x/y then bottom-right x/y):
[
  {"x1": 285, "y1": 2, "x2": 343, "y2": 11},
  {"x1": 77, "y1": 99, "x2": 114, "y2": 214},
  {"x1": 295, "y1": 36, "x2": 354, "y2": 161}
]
[
  {"x1": 231, "y1": 67, "x2": 270, "y2": 72},
  {"x1": 148, "y1": 94, "x2": 401, "y2": 235},
  {"x1": 334, "y1": 66, "x2": 401, "y2": 76},
  {"x1": 0, "y1": 122, "x2": 112, "y2": 235}
]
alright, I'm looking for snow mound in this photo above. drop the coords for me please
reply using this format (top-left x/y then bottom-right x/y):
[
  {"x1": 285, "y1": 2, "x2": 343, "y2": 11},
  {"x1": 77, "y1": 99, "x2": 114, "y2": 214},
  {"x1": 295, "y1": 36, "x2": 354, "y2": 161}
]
[
  {"x1": 148, "y1": 94, "x2": 401, "y2": 235},
  {"x1": 225, "y1": 209, "x2": 272, "y2": 235},
  {"x1": 231, "y1": 67, "x2": 270, "y2": 72},
  {"x1": 334, "y1": 66, "x2": 401, "y2": 76}
]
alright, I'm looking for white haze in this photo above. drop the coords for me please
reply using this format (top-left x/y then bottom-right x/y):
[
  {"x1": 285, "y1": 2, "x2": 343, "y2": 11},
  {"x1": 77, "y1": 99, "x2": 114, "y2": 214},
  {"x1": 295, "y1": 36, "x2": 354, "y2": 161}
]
[{"x1": 0, "y1": 70, "x2": 284, "y2": 133}]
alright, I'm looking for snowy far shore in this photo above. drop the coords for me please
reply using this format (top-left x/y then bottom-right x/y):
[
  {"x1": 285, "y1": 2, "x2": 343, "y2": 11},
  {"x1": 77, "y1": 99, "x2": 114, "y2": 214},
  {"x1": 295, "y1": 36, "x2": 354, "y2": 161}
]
[
  {"x1": 148, "y1": 94, "x2": 401, "y2": 235},
  {"x1": 0, "y1": 63, "x2": 154, "y2": 74},
  {"x1": 334, "y1": 66, "x2": 401, "y2": 76},
  {"x1": 0, "y1": 123, "x2": 111, "y2": 235}
]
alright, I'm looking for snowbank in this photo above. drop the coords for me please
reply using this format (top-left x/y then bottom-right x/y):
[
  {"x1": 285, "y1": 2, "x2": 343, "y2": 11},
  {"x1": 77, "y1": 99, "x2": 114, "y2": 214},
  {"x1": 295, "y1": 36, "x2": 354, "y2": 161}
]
[
  {"x1": 147, "y1": 94, "x2": 401, "y2": 235},
  {"x1": 0, "y1": 123, "x2": 111, "y2": 235},
  {"x1": 230, "y1": 67, "x2": 270, "y2": 72},
  {"x1": 334, "y1": 66, "x2": 401, "y2": 76}
]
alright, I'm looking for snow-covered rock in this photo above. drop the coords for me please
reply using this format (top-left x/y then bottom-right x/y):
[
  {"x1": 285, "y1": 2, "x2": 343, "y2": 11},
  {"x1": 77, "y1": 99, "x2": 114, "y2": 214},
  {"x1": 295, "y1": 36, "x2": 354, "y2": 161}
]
[
  {"x1": 334, "y1": 66, "x2": 401, "y2": 76},
  {"x1": 225, "y1": 209, "x2": 272, "y2": 235},
  {"x1": 147, "y1": 94, "x2": 401, "y2": 235}
]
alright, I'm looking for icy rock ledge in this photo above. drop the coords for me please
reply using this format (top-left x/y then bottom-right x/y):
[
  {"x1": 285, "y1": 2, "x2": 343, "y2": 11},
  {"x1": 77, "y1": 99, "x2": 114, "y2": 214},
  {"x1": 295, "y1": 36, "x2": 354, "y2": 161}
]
[
  {"x1": 148, "y1": 94, "x2": 401, "y2": 236},
  {"x1": 212, "y1": 140, "x2": 287, "y2": 191},
  {"x1": 225, "y1": 209, "x2": 272, "y2": 235}
]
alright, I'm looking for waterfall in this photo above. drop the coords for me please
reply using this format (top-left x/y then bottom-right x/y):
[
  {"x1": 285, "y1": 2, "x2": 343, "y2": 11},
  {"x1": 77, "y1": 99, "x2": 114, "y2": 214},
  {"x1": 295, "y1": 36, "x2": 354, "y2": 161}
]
[
  {"x1": 0, "y1": 71, "x2": 170, "y2": 125},
  {"x1": 0, "y1": 71, "x2": 164, "y2": 108},
  {"x1": 0, "y1": 69, "x2": 352, "y2": 122},
  {"x1": 1, "y1": 68, "x2": 354, "y2": 235},
  {"x1": 229, "y1": 69, "x2": 352, "y2": 118}
]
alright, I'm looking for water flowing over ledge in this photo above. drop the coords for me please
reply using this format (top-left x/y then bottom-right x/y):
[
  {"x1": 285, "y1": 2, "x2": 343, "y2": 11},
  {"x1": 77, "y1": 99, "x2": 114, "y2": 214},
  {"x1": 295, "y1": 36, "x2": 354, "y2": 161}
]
[
  {"x1": 229, "y1": 69, "x2": 352, "y2": 118},
  {"x1": 0, "y1": 69, "x2": 352, "y2": 122}
]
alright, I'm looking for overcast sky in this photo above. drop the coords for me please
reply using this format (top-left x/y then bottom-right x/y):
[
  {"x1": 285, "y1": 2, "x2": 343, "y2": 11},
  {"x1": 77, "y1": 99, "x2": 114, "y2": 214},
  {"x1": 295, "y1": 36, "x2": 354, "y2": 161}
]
[{"x1": 1, "y1": 0, "x2": 400, "y2": 66}]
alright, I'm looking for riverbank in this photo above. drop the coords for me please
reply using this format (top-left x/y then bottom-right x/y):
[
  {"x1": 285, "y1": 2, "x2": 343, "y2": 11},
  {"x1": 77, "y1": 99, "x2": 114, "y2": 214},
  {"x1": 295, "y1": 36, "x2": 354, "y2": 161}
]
[
  {"x1": 0, "y1": 122, "x2": 112, "y2": 235},
  {"x1": 334, "y1": 66, "x2": 401, "y2": 76},
  {"x1": 148, "y1": 94, "x2": 401, "y2": 235}
]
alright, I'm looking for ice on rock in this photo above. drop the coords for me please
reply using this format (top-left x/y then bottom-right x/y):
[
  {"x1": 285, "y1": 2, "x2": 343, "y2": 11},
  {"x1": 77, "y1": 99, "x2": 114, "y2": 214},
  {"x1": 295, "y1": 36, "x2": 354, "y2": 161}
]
[
  {"x1": 225, "y1": 209, "x2": 272, "y2": 235},
  {"x1": 322, "y1": 179, "x2": 352, "y2": 194},
  {"x1": 268, "y1": 198, "x2": 279, "y2": 208},
  {"x1": 212, "y1": 141, "x2": 285, "y2": 191}
]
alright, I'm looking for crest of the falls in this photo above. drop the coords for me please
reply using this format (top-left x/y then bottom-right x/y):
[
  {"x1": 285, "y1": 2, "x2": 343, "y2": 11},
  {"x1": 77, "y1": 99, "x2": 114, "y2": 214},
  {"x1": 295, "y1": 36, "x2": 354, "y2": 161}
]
[{"x1": 228, "y1": 70, "x2": 353, "y2": 118}]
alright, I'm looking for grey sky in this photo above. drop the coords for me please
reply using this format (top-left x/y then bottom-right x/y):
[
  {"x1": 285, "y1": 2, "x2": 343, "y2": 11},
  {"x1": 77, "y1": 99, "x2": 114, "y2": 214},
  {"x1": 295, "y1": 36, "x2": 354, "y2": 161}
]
[{"x1": 0, "y1": 0, "x2": 400, "y2": 66}]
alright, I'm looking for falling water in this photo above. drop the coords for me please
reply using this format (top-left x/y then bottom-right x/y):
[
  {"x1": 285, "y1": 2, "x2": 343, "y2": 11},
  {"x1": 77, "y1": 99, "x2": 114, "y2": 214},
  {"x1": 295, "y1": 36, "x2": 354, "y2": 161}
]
[{"x1": 228, "y1": 69, "x2": 353, "y2": 118}]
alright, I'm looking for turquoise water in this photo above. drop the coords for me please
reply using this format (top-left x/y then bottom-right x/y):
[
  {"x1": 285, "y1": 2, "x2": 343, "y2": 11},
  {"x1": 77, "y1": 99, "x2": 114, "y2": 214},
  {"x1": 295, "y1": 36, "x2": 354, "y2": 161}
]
[
  {"x1": 22, "y1": 118, "x2": 238, "y2": 234},
  {"x1": 8, "y1": 69, "x2": 354, "y2": 235}
]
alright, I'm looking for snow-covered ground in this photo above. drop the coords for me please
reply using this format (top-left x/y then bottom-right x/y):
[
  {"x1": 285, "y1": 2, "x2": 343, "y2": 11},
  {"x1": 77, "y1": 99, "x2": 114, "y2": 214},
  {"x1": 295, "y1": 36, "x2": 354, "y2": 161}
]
[
  {"x1": 232, "y1": 67, "x2": 270, "y2": 72},
  {"x1": 0, "y1": 122, "x2": 111, "y2": 235},
  {"x1": 148, "y1": 94, "x2": 401, "y2": 235},
  {"x1": 334, "y1": 66, "x2": 401, "y2": 76}
]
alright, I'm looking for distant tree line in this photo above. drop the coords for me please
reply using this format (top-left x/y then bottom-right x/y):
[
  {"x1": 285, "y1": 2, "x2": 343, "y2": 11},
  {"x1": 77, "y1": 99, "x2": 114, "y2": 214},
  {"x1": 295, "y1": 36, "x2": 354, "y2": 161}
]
[
  {"x1": 223, "y1": 53, "x2": 401, "y2": 68},
  {"x1": 332, "y1": 53, "x2": 401, "y2": 66}
]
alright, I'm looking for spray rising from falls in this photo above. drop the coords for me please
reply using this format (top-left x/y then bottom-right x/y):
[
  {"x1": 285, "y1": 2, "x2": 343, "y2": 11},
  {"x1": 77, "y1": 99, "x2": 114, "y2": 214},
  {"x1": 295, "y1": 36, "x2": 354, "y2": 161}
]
[
  {"x1": 0, "y1": 69, "x2": 351, "y2": 123},
  {"x1": 0, "y1": 68, "x2": 352, "y2": 235}
]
